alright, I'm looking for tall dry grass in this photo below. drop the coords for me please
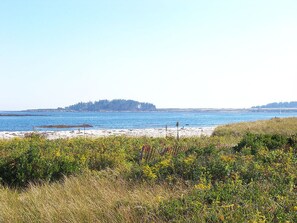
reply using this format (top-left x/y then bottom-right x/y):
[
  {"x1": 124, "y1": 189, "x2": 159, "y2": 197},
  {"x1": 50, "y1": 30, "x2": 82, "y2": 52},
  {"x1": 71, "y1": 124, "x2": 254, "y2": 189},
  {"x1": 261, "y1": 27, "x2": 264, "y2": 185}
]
[
  {"x1": 0, "y1": 170, "x2": 186, "y2": 223},
  {"x1": 212, "y1": 117, "x2": 297, "y2": 137}
]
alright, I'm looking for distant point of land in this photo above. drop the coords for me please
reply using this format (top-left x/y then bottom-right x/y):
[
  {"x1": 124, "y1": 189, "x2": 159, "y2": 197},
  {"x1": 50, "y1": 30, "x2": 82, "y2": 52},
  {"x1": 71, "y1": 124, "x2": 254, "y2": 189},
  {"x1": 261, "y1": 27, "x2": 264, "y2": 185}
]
[
  {"x1": 25, "y1": 99, "x2": 157, "y2": 112},
  {"x1": 0, "y1": 114, "x2": 45, "y2": 117},
  {"x1": 21, "y1": 100, "x2": 297, "y2": 113},
  {"x1": 252, "y1": 101, "x2": 297, "y2": 109}
]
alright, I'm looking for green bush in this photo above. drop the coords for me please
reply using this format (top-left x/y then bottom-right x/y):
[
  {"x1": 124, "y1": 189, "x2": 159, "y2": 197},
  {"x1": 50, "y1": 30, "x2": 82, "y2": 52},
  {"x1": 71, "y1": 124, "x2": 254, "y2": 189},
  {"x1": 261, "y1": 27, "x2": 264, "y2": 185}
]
[
  {"x1": 0, "y1": 137, "x2": 137, "y2": 187},
  {"x1": 0, "y1": 146, "x2": 84, "y2": 187},
  {"x1": 157, "y1": 179, "x2": 297, "y2": 223},
  {"x1": 234, "y1": 133, "x2": 288, "y2": 154},
  {"x1": 131, "y1": 145, "x2": 227, "y2": 183}
]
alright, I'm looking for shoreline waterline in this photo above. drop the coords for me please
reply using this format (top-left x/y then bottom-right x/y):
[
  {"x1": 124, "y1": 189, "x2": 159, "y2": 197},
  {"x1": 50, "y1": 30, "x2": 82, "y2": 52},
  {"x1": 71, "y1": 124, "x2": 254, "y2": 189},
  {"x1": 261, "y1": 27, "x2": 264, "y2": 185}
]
[
  {"x1": 1, "y1": 110, "x2": 297, "y2": 132},
  {"x1": 0, "y1": 127, "x2": 216, "y2": 140}
]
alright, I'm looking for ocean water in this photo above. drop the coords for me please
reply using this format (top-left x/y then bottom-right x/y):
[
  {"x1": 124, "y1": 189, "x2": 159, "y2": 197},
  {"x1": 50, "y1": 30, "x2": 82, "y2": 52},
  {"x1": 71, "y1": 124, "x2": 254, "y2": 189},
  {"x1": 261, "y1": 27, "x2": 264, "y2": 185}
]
[{"x1": 0, "y1": 111, "x2": 297, "y2": 131}]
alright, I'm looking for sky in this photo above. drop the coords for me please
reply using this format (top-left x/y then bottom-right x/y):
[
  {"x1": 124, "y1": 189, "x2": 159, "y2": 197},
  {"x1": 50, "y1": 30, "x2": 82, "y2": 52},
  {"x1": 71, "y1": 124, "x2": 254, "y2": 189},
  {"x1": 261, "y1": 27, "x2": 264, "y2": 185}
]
[{"x1": 0, "y1": 0, "x2": 297, "y2": 110}]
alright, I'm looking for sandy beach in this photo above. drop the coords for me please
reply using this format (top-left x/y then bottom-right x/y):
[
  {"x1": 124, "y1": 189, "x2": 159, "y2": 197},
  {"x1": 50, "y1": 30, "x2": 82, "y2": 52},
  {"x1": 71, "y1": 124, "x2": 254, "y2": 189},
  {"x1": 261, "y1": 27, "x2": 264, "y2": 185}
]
[{"x1": 0, "y1": 127, "x2": 215, "y2": 140}]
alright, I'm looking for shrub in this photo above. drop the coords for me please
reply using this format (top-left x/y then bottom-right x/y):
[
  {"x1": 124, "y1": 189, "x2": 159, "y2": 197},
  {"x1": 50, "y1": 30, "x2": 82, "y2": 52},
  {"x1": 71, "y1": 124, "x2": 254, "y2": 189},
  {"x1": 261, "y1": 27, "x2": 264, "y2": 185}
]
[
  {"x1": 0, "y1": 147, "x2": 84, "y2": 187},
  {"x1": 24, "y1": 132, "x2": 46, "y2": 139},
  {"x1": 234, "y1": 133, "x2": 288, "y2": 154}
]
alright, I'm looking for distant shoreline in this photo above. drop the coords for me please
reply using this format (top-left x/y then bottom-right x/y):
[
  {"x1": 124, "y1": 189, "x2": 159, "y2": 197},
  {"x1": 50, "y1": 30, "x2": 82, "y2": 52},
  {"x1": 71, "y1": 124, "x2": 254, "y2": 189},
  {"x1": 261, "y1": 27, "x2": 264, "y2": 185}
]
[
  {"x1": 0, "y1": 113, "x2": 46, "y2": 117},
  {"x1": 157, "y1": 108, "x2": 297, "y2": 112},
  {"x1": 20, "y1": 108, "x2": 297, "y2": 113}
]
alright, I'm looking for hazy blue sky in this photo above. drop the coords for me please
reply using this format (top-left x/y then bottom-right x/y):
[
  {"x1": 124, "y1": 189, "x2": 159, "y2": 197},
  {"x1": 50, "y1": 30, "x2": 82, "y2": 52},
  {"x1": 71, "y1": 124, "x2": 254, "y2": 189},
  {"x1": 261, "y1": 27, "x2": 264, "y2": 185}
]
[{"x1": 1, "y1": 0, "x2": 296, "y2": 110}]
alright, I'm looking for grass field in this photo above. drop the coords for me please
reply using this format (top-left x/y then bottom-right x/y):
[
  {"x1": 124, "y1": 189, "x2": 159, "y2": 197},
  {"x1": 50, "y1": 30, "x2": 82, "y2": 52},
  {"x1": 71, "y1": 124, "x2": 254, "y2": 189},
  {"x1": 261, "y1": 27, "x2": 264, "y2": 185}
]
[
  {"x1": 0, "y1": 118, "x2": 296, "y2": 222},
  {"x1": 212, "y1": 117, "x2": 297, "y2": 137}
]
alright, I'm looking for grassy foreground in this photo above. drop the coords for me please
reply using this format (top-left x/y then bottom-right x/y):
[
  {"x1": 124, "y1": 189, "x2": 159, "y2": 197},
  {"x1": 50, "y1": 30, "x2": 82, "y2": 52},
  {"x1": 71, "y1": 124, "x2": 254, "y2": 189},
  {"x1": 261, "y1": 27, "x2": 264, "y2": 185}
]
[{"x1": 0, "y1": 118, "x2": 296, "y2": 222}]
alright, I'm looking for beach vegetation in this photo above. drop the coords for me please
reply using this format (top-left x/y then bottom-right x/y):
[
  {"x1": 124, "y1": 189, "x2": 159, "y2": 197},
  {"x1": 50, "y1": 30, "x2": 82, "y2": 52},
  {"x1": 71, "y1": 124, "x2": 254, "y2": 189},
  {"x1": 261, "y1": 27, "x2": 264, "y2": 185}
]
[
  {"x1": 0, "y1": 118, "x2": 296, "y2": 222},
  {"x1": 212, "y1": 117, "x2": 297, "y2": 136}
]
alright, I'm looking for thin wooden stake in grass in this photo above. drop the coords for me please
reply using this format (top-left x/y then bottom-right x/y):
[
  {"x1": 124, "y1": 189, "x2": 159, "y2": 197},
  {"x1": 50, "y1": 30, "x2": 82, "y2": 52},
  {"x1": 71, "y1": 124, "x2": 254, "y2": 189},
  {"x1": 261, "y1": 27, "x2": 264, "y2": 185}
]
[
  {"x1": 176, "y1": 121, "x2": 179, "y2": 140},
  {"x1": 165, "y1": 125, "x2": 168, "y2": 138}
]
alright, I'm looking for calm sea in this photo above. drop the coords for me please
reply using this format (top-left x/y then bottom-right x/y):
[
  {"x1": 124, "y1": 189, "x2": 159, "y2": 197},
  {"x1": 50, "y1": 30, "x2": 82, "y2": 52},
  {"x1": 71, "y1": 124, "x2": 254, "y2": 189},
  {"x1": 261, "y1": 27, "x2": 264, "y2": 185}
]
[{"x1": 0, "y1": 111, "x2": 297, "y2": 131}]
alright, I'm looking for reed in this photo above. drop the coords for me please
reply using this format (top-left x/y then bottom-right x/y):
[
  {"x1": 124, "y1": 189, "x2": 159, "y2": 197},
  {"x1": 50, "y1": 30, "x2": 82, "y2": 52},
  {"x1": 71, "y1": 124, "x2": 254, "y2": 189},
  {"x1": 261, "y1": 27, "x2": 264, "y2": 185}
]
[{"x1": 0, "y1": 171, "x2": 186, "y2": 223}]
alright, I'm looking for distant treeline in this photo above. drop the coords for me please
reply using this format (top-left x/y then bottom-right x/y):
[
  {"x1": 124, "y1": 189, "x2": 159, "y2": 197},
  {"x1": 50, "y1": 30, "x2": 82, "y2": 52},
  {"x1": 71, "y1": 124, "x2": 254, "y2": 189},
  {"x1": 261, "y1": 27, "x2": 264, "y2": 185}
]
[
  {"x1": 252, "y1": 101, "x2": 297, "y2": 109},
  {"x1": 65, "y1": 99, "x2": 156, "y2": 112}
]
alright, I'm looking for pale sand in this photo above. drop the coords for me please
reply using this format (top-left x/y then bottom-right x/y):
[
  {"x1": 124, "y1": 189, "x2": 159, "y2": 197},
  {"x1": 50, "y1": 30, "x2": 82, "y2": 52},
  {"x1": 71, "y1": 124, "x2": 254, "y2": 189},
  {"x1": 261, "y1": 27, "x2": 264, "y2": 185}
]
[{"x1": 0, "y1": 127, "x2": 215, "y2": 140}]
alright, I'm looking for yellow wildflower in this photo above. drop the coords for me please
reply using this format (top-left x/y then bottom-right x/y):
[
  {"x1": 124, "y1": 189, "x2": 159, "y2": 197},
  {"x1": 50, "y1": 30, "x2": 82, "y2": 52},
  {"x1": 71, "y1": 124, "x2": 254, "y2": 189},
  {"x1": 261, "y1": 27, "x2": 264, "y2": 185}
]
[
  {"x1": 183, "y1": 155, "x2": 195, "y2": 165},
  {"x1": 220, "y1": 155, "x2": 235, "y2": 162},
  {"x1": 159, "y1": 158, "x2": 171, "y2": 168},
  {"x1": 194, "y1": 183, "x2": 211, "y2": 190},
  {"x1": 55, "y1": 150, "x2": 61, "y2": 157},
  {"x1": 142, "y1": 165, "x2": 157, "y2": 180}
]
